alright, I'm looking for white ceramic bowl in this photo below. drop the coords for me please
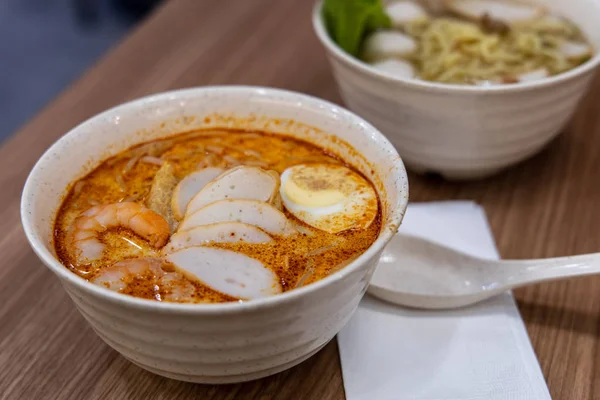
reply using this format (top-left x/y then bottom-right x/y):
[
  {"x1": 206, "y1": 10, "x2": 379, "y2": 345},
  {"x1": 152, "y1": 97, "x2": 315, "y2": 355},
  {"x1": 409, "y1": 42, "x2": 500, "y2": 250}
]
[
  {"x1": 313, "y1": 0, "x2": 600, "y2": 179},
  {"x1": 21, "y1": 86, "x2": 408, "y2": 383}
]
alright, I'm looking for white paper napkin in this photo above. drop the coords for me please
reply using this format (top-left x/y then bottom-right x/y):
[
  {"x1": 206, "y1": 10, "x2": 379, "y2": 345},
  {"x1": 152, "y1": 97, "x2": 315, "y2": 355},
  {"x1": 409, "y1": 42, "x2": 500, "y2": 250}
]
[{"x1": 338, "y1": 201, "x2": 551, "y2": 400}]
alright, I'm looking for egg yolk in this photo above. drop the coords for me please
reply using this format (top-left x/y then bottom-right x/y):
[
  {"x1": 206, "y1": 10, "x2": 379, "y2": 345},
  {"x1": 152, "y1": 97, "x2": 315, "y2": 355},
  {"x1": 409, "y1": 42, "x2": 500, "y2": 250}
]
[{"x1": 283, "y1": 178, "x2": 346, "y2": 207}]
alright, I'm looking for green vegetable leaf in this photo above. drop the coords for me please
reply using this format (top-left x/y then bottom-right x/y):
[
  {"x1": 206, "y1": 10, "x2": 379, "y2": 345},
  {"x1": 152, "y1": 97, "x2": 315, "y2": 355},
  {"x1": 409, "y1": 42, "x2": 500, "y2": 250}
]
[{"x1": 322, "y1": 0, "x2": 391, "y2": 57}]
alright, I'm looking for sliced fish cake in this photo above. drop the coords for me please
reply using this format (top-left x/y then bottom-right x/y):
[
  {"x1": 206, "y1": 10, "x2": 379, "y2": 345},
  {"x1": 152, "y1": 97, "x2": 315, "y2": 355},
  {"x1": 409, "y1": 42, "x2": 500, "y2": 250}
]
[
  {"x1": 371, "y1": 59, "x2": 415, "y2": 79},
  {"x1": 560, "y1": 41, "x2": 593, "y2": 61},
  {"x1": 164, "y1": 222, "x2": 272, "y2": 253},
  {"x1": 179, "y1": 199, "x2": 296, "y2": 236},
  {"x1": 517, "y1": 68, "x2": 549, "y2": 83},
  {"x1": 166, "y1": 247, "x2": 282, "y2": 299},
  {"x1": 386, "y1": 1, "x2": 429, "y2": 28},
  {"x1": 185, "y1": 166, "x2": 280, "y2": 217},
  {"x1": 171, "y1": 167, "x2": 224, "y2": 220},
  {"x1": 445, "y1": 0, "x2": 546, "y2": 23},
  {"x1": 361, "y1": 31, "x2": 417, "y2": 62}
]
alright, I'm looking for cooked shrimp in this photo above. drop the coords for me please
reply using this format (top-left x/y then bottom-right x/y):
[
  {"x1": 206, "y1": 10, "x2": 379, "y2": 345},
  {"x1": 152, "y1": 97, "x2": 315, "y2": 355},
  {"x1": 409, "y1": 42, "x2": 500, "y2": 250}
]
[
  {"x1": 159, "y1": 271, "x2": 195, "y2": 302},
  {"x1": 68, "y1": 202, "x2": 170, "y2": 265},
  {"x1": 91, "y1": 258, "x2": 196, "y2": 302}
]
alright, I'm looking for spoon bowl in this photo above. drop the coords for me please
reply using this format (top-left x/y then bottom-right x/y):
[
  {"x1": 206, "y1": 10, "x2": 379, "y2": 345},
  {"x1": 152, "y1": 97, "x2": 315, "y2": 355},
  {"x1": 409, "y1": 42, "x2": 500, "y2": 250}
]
[{"x1": 369, "y1": 234, "x2": 600, "y2": 309}]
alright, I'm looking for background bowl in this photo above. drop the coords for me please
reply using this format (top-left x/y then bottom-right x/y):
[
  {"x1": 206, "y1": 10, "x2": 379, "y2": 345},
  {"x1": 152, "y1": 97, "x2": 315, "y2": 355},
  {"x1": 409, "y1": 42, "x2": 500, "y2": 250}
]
[
  {"x1": 21, "y1": 86, "x2": 408, "y2": 383},
  {"x1": 313, "y1": 0, "x2": 600, "y2": 179}
]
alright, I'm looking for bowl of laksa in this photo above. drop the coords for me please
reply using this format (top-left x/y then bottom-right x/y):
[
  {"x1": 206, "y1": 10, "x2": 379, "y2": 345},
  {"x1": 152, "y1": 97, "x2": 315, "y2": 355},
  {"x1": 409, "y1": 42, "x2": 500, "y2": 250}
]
[{"x1": 21, "y1": 86, "x2": 408, "y2": 383}]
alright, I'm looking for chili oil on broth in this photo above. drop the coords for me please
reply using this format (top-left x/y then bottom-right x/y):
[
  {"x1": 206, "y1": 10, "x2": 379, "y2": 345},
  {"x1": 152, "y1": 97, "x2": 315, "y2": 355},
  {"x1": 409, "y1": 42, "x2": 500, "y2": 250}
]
[{"x1": 54, "y1": 128, "x2": 381, "y2": 304}]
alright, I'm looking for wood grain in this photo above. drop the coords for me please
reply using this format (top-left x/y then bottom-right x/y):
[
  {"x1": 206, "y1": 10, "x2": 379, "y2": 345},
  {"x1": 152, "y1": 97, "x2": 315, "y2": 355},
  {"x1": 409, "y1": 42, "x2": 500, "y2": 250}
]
[{"x1": 0, "y1": 0, "x2": 598, "y2": 398}]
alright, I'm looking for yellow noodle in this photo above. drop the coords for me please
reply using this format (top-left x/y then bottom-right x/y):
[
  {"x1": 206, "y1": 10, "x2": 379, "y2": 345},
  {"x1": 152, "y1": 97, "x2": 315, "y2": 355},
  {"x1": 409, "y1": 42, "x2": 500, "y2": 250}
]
[{"x1": 400, "y1": 17, "x2": 592, "y2": 84}]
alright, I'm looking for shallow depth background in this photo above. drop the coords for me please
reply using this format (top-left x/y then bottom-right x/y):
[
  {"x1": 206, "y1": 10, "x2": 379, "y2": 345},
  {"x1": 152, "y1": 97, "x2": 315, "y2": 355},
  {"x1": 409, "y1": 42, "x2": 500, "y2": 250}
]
[{"x1": 0, "y1": 0, "x2": 161, "y2": 141}]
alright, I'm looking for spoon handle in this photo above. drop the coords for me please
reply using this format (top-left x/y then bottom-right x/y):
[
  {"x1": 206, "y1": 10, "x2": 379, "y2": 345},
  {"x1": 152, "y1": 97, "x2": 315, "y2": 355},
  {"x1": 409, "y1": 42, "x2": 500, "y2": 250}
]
[{"x1": 498, "y1": 253, "x2": 600, "y2": 287}]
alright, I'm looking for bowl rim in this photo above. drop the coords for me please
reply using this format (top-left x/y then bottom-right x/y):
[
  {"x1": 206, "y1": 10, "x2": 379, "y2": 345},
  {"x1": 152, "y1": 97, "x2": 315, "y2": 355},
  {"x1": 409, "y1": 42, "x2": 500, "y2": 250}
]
[
  {"x1": 21, "y1": 85, "x2": 409, "y2": 315},
  {"x1": 312, "y1": 0, "x2": 600, "y2": 94}
]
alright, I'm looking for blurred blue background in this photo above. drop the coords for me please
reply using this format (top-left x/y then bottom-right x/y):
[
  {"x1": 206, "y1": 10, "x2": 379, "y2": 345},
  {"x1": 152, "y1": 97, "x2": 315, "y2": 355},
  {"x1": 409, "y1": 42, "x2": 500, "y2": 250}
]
[{"x1": 0, "y1": 0, "x2": 160, "y2": 141}]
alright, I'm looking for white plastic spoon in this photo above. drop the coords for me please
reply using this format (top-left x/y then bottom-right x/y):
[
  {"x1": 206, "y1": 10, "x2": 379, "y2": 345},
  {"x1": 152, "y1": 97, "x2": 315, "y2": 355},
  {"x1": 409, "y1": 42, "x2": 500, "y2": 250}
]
[{"x1": 368, "y1": 233, "x2": 600, "y2": 309}]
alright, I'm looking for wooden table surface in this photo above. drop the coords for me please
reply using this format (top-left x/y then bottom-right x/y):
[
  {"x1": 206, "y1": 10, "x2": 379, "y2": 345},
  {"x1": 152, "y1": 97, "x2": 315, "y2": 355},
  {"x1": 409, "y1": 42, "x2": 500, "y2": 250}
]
[{"x1": 1, "y1": 0, "x2": 598, "y2": 399}]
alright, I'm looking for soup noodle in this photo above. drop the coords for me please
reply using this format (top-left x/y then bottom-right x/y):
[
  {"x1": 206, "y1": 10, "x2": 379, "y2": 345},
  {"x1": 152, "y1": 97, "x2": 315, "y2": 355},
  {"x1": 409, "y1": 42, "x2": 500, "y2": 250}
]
[
  {"x1": 406, "y1": 16, "x2": 589, "y2": 83},
  {"x1": 361, "y1": 0, "x2": 593, "y2": 85},
  {"x1": 54, "y1": 129, "x2": 381, "y2": 304}
]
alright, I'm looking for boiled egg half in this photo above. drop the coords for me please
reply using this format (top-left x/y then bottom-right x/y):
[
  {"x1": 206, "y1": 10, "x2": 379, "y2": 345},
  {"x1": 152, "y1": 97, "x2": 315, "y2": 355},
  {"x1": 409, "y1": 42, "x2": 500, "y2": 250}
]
[{"x1": 280, "y1": 164, "x2": 378, "y2": 233}]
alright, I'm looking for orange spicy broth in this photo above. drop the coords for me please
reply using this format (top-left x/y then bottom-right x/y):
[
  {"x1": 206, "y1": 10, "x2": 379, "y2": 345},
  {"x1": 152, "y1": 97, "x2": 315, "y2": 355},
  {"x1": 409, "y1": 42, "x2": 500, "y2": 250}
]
[{"x1": 54, "y1": 129, "x2": 381, "y2": 303}]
